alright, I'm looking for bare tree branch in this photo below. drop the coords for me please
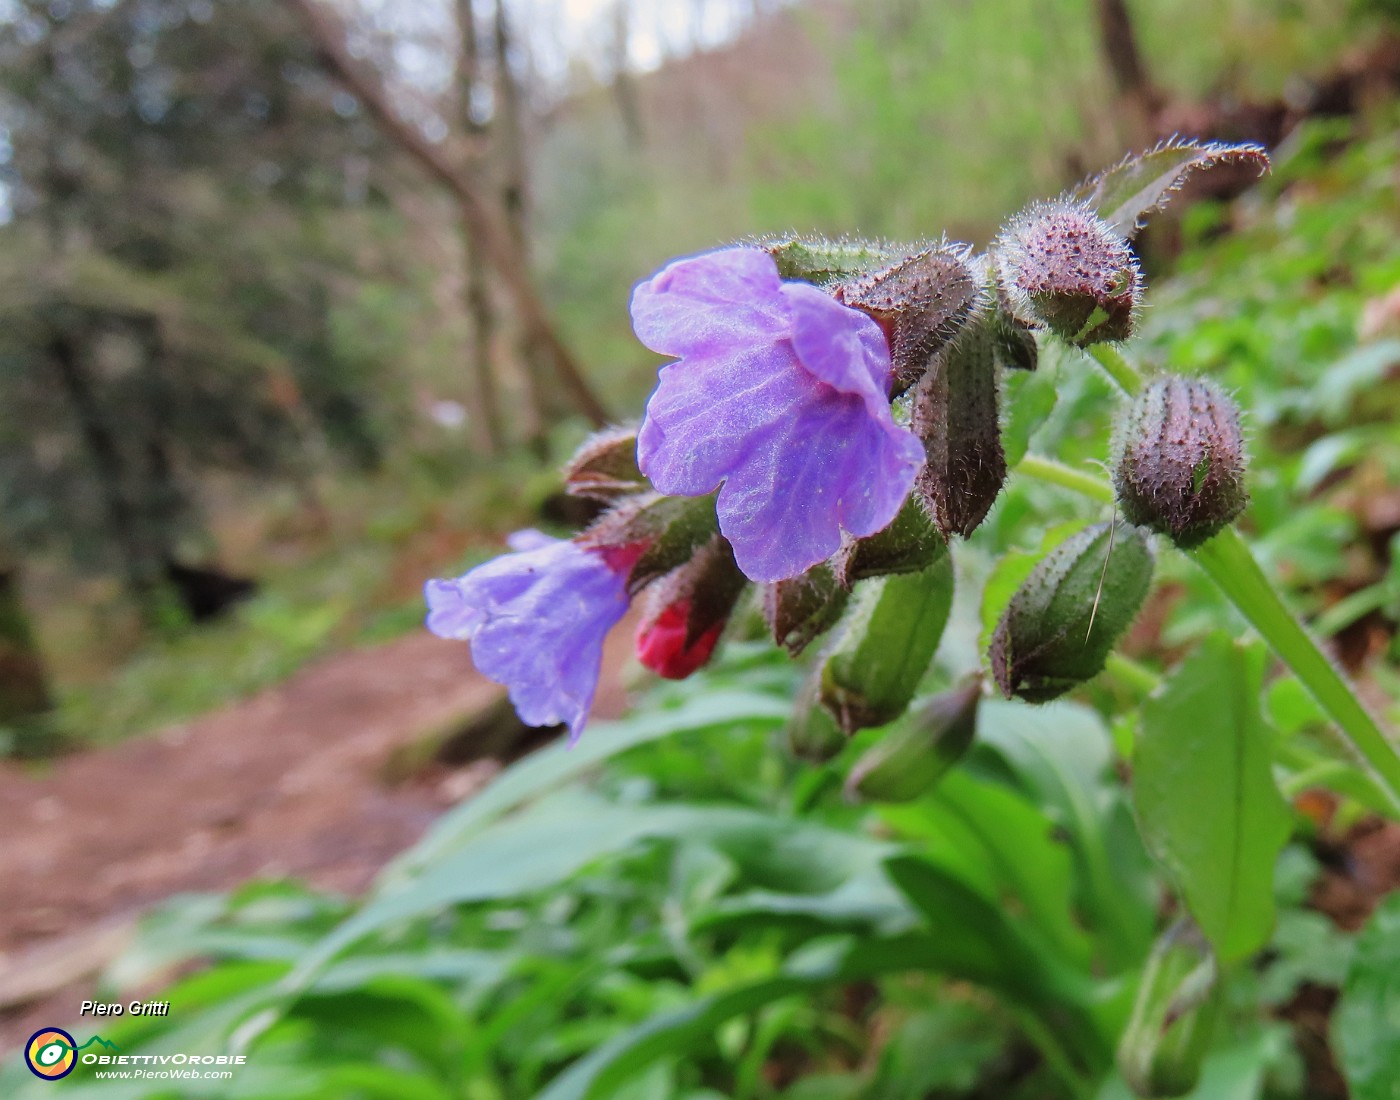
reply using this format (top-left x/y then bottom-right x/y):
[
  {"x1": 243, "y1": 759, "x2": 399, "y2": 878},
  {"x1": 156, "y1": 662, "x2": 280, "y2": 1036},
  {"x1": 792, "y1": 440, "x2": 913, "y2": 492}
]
[{"x1": 291, "y1": 0, "x2": 610, "y2": 427}]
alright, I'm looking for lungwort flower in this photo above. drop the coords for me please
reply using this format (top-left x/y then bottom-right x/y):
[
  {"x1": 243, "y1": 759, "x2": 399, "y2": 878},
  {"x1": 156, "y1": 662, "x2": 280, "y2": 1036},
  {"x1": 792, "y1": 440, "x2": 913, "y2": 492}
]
[
  {"x1": 424, "y1": 530, "x2": 631, "y2": 743},
  {"x1": 632, "y1": 247, "x2": 923, "y2": 583}
]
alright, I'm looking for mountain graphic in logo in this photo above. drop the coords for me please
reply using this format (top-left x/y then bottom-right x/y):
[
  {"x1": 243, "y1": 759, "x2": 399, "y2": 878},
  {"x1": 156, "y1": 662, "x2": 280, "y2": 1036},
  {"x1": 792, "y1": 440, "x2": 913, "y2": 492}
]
[{"x1": 76, "y1": 1036, "x2": 121, "y2": 1053}]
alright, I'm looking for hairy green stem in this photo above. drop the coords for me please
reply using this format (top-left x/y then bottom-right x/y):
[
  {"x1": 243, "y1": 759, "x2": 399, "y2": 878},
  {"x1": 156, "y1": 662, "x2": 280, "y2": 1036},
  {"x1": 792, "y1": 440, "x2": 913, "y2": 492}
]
[
  {"x1": 1103, "y1": 652, "x2": 1160, "y2": 700},
  {"x1": 1193, "y1": 529, "x2": 1400, "y2": 811},
  {"x1": 1016, "y1": 455, "x2": 1115, "y2": 505},
  {"x1": 1087, "y1": 344, "x2": 1146, "y2": 396},
  {"x1": 1016, "y1": 457, "x2": 1400, "y2": 813}
]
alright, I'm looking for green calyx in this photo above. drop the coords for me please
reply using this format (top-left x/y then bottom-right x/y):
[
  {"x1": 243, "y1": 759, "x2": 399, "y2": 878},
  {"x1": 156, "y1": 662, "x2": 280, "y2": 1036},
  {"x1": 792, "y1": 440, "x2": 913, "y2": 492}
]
[
  {"x1": 843, "y1": 674, "x2": 982, "y2": 803},
  {"x1": 1117, "y1": 920, "x2": 1221, "y2": 1098},
  {"x1": 989, "y1": 521, "x2": 1154, "y2": 702},
  {"x1": 819, "y1": 554, "x2": 955, "y2": 734}
]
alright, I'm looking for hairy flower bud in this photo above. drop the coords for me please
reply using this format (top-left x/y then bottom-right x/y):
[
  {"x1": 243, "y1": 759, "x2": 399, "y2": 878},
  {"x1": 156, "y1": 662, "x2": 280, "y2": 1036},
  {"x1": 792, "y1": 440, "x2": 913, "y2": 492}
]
[
  {"x1": 1117, "y1": 921, "x2": 1221, "y2": 1098},
  {"x1": 635, "y1": 537, "x2": 747, "y2": 679},
  {"x1": 764, "y1": 236, "x2": 896, "y2": 286},
  {"x1": 837, "y1": 244, "x2": 980, "y2": 394},
  {"x1": 1113, "y1": 377, "x2": 1248, "y2": 549},
  {"x1": 844, "y1": 675, "x2": 981, "y2": 803},
  {"x1": 833, "y1": 497, "x2": 946, "y2": 588},
  {"x1": 763, "y1": 563, "x2": 849, "y2": 657},
  {"x1": 787, "y1": 676, "x2": 848, "y2": 762},
  {"x1": 820, "y1": 555, "x2": 954, "y2": 734},
  {"x1": 563, "y1": 425, "x2": 647, "y2": 501},
  {"x1": 912, "y1": 310, "x2": 1007, "y2": 539},
  {"x1": 990, "y1": 522, "x2": 1154, "y2": 703},
  {"x1": 579, "y1": 493, "x2": 718, "y2": 593},
  {"x1": 994, "y1": 200, "x2": 1141, "y2": 346}
]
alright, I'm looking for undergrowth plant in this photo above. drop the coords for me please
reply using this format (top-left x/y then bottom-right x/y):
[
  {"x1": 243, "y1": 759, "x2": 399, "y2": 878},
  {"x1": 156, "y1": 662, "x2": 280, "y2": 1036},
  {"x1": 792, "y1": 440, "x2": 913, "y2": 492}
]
[{"x1": 11, "y1": 131, "x2": 1400, "y2": 1100}]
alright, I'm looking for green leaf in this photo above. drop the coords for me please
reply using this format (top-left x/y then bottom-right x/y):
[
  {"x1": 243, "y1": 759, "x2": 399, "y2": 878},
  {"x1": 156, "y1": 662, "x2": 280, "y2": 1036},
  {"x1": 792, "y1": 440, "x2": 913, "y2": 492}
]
[
  {"x1": 285, "y1": 791, "x2": 881, "y2": 992},
  {"x1": 1097, "y1": 1027, "x2": 1287, "y2": 1100},
  {"x1": 533, "y1": 932, "x2": 1001, "y2": 1100},
  {"x1": 386, "y1": 691, "x2": 789, "y2": 883},
  {"x1": 1134, "y1": 635, "x2": 1292, "y2": 962},
  {"x1": 883, "y1": 855, "x2": 1063, "y2": 995},
  {"x1": 1068, "y1": 139, "x2": 1270, "y2": 238},
  {"x1": 885, "y1": 855, "x2": 1111, "y2": 1077},
  {"x1": 1334, "y1": 892, "x2": 1400, "y2": 1099},
  {"x1": 1000, "y1": 350, "x2": 1059, "y2": 466},
  {"x1": 976, "y1": 697, "x2": 1156, "y2": 969}
]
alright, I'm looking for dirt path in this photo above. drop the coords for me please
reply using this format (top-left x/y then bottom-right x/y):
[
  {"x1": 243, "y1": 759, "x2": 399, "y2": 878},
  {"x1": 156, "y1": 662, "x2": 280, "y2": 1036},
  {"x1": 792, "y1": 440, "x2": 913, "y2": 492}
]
[{"x1": 0, "y1": 624, "x2": 637, "y2": 1049}]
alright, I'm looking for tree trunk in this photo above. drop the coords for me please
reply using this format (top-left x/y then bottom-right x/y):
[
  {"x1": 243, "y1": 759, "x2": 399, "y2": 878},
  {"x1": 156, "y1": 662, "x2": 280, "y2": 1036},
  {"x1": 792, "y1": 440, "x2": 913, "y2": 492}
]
[
  {"x1": 491, "y1": 0, "x2": 564, "y2": 448},
  {"x1": 48, "y1": 329, "x2": 163, "y2": 617},
  {"x1": 0, "y1": 561, "x2": 60, "y2": 758},
  {"x1": 610, "y1": 0, "x2": 646, "y2": 149},
  {"x1": 0, "y1": 566, "x2": 52, "y2": 722},
  {"x1": 1092, "y1": 0, "x2": 1159, "y2": 142},
  {"x1": 291, "y1": 0, "x2": 610, "y2": 428},
  {"x1": 455, "y1": 0, "x2": 505, "y2": 455}
]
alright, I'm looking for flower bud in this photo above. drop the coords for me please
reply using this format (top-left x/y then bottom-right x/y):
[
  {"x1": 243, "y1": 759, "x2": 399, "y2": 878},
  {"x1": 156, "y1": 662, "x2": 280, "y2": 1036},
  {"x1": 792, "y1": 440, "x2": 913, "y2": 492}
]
[
  {"x1": 990, "y1": 522, "x2": 1154, "y2": 703},
  {"x1": 912, "y1": 311, "x2": 1007, "y2": 539},
  {"x1": 844, "y1": 675, "x2": 981, "y2": 802},
  {"x1": 764, "y1": 236, "x2": 895, "y2": 286},
  {"x1": 820, "y1": 555, "x2": 954, "y2": 734},
  {"x1": 579, "y1": 493, "x2": 718, "y2": 593},
  {"x1": 838, "y1": 244, "x2": 980, "y2": 393},
  {"x1": 762, "y1": 563, "x2": 849, "y2": 657},
  {"x1": 635, "y1": 537, "x2": 746, "y2": 679},
  {"x1": 787, "y1": 676, "x2": 848, "y2": 762},
  {"x1": 1113, "y1": 377, "x2": 1248, "y2": 549},
  {"x1": 994, "y1": 199, "x2": 1141, "y2": 347},
  {"x1": 833, "y1": 496, "x2": 946, "y2": 588},
  {"x1": 563, "y1": 425, "x2": 647, "y2": 501},
  {"x1": 1117, "y1": 921, "x2": 1221, "y2": 1098}
]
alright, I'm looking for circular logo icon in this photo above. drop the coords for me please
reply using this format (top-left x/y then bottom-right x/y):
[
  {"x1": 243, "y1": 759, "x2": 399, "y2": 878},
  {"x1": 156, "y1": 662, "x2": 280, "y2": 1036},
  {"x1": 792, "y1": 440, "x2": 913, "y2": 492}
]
[{"x1": 24, "y1": 1027, "x2": 76, "y2": 1081}]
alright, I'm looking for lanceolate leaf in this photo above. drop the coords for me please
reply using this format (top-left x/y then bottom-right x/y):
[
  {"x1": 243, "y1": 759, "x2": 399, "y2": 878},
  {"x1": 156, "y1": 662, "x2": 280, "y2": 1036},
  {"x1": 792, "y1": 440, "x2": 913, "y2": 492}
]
[
  {"x1": 1134, "y1": 635, "x2": 1291, "y2": 962},
  {"x1": 534, "y1": 934, "x2": 964, "y2": 1100},
  {"x1": 1069, "y1": 138, "x2": 1270, "y2": 238}
]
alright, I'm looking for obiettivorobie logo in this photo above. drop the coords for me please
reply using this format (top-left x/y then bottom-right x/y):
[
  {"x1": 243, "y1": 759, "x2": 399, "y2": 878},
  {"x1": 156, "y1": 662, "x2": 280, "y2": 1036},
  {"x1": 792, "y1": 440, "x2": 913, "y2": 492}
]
[{"x1": 24, "y1": 1029, "x2": 119, "y2": 1081}]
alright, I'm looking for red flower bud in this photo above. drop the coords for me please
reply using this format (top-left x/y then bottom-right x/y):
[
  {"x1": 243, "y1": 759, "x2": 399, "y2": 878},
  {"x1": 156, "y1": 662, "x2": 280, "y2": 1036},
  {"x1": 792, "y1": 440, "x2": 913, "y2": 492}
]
[
  {"x1": 633, "y1": 537, "x2": 747, "y2": 680},
  {"x1": 636, "y1": 600, "x2": 725, "y2": 680}
]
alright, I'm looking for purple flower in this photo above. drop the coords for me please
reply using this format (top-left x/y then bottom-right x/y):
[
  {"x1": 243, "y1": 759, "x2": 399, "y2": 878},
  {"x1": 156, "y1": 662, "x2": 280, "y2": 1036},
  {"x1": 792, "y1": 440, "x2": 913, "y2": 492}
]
[
  {"x1": 632, "y1": 247, "x2": 923, "y2": 583},
  {"x1": 425, "y1": 530, "x2": 630, "y2": 744}
]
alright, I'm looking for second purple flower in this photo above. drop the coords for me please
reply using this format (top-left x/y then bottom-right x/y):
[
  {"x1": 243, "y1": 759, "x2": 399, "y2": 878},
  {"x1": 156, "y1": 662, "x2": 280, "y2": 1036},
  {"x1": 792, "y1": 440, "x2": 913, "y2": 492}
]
[{"x1": 631, "y1": 247, "x2": 923, "y2": 584}]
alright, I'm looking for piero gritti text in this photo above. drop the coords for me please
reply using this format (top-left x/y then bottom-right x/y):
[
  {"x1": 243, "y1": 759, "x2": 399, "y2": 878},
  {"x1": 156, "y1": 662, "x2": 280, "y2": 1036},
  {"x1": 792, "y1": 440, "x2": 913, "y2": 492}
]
[{"x1": 80, "y1": 999, "x2": 171, "y2": 1017}]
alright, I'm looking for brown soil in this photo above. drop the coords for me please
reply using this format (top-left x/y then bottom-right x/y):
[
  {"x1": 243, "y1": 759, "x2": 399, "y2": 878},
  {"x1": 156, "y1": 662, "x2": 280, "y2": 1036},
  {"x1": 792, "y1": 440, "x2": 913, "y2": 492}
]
[{"x1": 0, "y1": 623, "x2": 638, "y2": 1051}]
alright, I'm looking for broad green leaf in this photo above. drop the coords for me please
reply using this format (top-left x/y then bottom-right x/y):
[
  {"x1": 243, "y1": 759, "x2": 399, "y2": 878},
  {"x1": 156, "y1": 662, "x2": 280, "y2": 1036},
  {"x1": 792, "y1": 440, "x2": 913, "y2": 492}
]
[
  {"x1": 387, "y1": 691, "x2": 789, "y2": 882},
  {"x1": 1334, "y1": 892, "x2": 1400, "y2": 1099},
  {"x1": 883, "y1": 855, "x2": 1067, "y2": 997},
  {"x1": 1068, "y1": 139, "x2": 1270, "y2": 238},
  {"x1": 1135, "y1": 636, "x2": 1291, "y2": 962},
  {"x1": 533, "y1": 932, "x2": 1012, "y2": 1100},
  {"x1": 285, "y1": 793, "x2": 885, "y2": 990},
  {"x1": 1000, "y1": 351, "x2": 1059, "y2": 466},
  {"x1": 976, "y1": 697, "x2": 1156, "y2": 968},
  {"x1": 924, "y1": 770, "x2": 1091, "y2": 965},
  {"x1": 885, "y1": 855, "x2": 1110, "y2": 1073}
]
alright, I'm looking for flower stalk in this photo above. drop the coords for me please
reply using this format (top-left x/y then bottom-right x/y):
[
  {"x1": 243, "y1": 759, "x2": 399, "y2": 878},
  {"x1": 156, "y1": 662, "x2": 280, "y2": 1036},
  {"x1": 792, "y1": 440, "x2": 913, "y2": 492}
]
[{"x1": 1018, "y1": 440, "x2": 1400, "y2": 814}]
